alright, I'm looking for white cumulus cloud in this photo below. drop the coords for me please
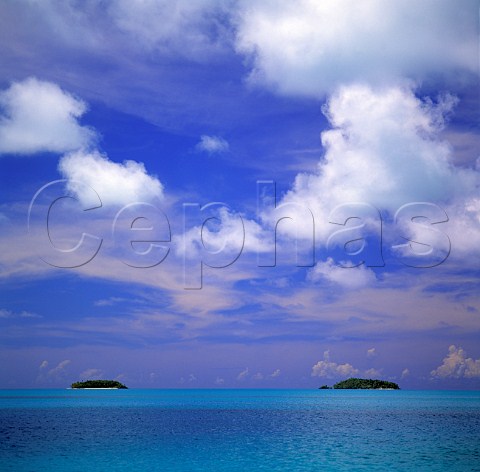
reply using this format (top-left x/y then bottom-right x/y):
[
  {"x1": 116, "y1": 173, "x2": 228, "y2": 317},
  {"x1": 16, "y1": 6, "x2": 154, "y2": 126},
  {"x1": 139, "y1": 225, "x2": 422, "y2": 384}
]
[
  {"x1": 431, "y1": 345, "x2": 480, "y2": 379},
  {"x1": 235, "y1": 0, "x2": 479, "y2": 97},
  {"x1": 311, "y1": 350, "x2": 359, "y2": 378},
  {"x1": 0, "y1": 77, "x2": 96, "y2": 155},
  {"x1": 58, "y1": 150, "x2": 164, "y2": 206},
  {"x1": 272, "y1": 84, "x2": 478, "y2": 242}
]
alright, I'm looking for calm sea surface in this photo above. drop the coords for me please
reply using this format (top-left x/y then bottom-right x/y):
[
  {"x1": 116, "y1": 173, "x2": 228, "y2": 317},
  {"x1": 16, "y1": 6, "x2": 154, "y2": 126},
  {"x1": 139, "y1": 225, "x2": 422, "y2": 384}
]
[{"x1": 0, "y1": 389, "x2": 479, "y2": 471}]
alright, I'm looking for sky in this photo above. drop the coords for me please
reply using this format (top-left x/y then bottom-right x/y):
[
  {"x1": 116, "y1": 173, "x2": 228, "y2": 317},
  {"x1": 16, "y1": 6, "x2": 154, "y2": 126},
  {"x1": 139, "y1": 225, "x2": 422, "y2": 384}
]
[{"x1": 0, "y1": 0, "x2": 479, "y2": 389}]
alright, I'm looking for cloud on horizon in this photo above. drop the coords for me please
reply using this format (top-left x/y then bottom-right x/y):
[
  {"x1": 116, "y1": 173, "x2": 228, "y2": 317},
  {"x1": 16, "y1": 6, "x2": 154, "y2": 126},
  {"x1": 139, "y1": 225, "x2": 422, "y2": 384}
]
[
  {"x1": 79, "y1": 368, "x2": 104, "y2": 380},
  {"x1": 237, "y1": 367, "x2": 249, "y2": 381},
  {"x1": 36, "y1": 359, "x2": 72, "y2": 385},
  {"x1": 431, "y1": 345, "x2": 480, "y2": 379},
  {"x1": 311, "y1": 350, "x2": 359, "y2": 379}
]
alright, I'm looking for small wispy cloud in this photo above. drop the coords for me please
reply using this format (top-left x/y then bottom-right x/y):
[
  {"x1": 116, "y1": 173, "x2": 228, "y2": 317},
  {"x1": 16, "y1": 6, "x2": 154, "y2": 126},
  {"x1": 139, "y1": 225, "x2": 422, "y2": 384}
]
[
  {"x1": 38, "y1": 360, "x2": 72, "y2": 383},
  {"x1": 367, "y1": 348, "x2": 377, "y2": 358},
  {"x1": 94, "y1": 297, "x2": 127, "y2": 307},
  {"x1": 79, "y1": 368, "x2": 104, "y2": 380},
  {"x1": 0, "y1": 308, "x2": 41, "y2": 319},
  {"x1": 237, "y1": 367, "x2": 249, "y2": 381},
  {"x1": 270, "y1": 369, "x2": 281, "y2": 378},
  {"x1": 364, "y1": 368, "x2": 382, "y2": 378},
  {"x1": 195, "y1": 135, "x2": 229, "y2": 154}
]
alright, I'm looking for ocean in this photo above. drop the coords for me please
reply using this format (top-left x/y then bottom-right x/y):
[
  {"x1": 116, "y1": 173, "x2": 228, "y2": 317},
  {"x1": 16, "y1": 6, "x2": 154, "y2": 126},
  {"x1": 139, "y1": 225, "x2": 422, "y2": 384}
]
[{"x1": 0, "y1": 389, "x2": 479, "y2": 471}]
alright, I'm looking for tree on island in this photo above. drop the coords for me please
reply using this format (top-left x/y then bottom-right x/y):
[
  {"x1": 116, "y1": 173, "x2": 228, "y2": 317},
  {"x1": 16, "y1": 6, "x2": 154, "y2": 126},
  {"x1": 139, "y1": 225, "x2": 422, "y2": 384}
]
[
  {"x1": 334, "y1": 378, "x2": 399, "y2": 389},
  {"x1": 71, "y1": 380, "x2": 128, "y2": 389},
  {"x1": 318, "y1": 378, "x2": 400, "y2": 390}
]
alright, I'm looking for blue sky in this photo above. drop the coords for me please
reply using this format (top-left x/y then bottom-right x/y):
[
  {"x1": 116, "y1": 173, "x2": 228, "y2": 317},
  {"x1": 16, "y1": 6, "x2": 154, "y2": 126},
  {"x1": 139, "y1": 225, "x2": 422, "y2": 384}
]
[{"x1": 0, "y1": 0, "x2": 479, "y2": 389}]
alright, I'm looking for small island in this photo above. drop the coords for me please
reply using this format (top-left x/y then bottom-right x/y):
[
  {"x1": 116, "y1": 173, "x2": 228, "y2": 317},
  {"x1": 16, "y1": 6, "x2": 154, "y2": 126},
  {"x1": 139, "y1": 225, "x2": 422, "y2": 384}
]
[
  {"x1": 319, "y1": 378, "x2": 400, "y2": 390},
  {"x1": 71, "y1": 380, "x2": 128, "y2": 389}
]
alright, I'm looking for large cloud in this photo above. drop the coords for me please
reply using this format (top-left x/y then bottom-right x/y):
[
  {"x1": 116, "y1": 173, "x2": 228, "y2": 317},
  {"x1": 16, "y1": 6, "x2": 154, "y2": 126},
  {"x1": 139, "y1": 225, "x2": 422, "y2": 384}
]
[
  {"x1": 58, "y1": 150, "x2": 164, "y2": 206},
  {"x1": 267, "y1": 84, "x2": 479, "y2": 242},
  {"x1": 0, "y1": 77, "x2": 96, "y2": 155},
  {"x1": 235, "y1": 0, "x2": 479, "y2": 97}
]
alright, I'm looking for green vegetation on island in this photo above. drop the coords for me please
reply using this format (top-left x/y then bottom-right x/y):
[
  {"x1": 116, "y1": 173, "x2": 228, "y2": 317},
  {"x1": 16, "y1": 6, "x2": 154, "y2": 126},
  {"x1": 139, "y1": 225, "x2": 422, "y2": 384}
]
[
  {"x1": 318, "y1": 378, "x2": 400, "y2": 390},
  {"x1": 71, "y1": 380, "x2": 128, "y2": 389}
]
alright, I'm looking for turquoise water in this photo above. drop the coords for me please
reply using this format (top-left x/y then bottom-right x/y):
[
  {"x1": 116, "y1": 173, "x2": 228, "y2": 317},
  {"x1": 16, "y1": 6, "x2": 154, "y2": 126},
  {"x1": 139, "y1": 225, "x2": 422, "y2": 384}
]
[{"x1": 0, "y1": 389, "x2": 479, "y2": 471}]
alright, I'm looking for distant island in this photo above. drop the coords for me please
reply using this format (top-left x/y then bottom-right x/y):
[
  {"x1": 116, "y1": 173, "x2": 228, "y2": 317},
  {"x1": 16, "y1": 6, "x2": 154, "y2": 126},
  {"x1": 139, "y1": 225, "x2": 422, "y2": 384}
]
[
  {"x1": 319, "y1": 378, "x2": 400, "y2": 390},
  {"x1": 71, "y1": 380, "x2": 128, "y2": 389}
]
